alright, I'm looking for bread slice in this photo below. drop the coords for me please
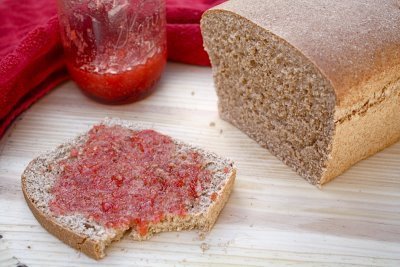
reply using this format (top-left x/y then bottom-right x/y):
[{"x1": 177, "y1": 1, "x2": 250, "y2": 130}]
[
  {"x1": 21, "y1": 118, "x2": 236, "y2": 259},
  {"x1": 201, "y1": 0, "x2": 400, "y2": 186}
]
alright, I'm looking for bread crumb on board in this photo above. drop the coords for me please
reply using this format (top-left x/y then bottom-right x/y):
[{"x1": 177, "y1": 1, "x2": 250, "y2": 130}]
[
  {"x1": 198, "y1": 231, "x2": 206, "y2": 241},
  {"x1": 200, "y1": 242, "x2": 210, "y2": 252}
]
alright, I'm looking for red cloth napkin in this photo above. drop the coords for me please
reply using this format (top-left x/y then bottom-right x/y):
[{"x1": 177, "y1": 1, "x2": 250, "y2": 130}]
[
  {"x1": 0, "y1": 0, "x2": 225, "y2": 139},
  {"x1": 167, "y1": 0, "x2": 225, "y2": 65},
  {"x1": 0, "y1": 1, "x2": 68, "y2": 138}
]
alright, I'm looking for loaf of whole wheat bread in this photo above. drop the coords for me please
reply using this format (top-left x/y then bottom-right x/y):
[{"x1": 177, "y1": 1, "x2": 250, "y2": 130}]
[
  {"x1": 21, "y1": 118, "x2": 236, "y2": 259},
  {"x1": 201, "y1": 0, "x2": 400, "y2": 185}
]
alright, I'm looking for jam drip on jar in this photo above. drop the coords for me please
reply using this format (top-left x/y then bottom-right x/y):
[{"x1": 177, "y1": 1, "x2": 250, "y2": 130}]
[{"x1": 50, "y1": 125, "x2": 212, "y2": 236}]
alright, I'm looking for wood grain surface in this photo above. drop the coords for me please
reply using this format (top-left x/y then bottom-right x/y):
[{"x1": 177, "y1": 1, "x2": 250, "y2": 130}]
[{"x1": 0, "y1": 63, "x2": 399, "y2": 266}]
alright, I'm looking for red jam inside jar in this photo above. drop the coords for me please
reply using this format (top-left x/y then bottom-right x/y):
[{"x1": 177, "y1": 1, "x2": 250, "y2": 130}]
[
  {"x1": 49, "y1": 125, "x2": 213, "y2": 236},
  {"x1": 67, "y1": 51, "x2": 166, "y2": 104},
  {"x1": 57, "y1": 0, "x2": 167, "y2": 104}
]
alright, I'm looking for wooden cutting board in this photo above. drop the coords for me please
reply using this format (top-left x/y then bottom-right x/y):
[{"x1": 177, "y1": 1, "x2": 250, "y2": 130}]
[{"x1": 0, "y1": 63, "x2": 399, "y2": 266}]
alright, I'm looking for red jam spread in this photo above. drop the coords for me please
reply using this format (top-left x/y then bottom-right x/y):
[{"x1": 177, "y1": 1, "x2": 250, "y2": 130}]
[
  {"x1": 50, "y1": 125, "x2": 212, "y2": 236},
  {"x1": 67, "y1": 50, "x2": 166, "y2": 104}
]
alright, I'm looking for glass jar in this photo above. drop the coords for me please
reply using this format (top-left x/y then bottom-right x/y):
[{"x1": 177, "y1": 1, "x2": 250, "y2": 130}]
[{"x1": 57, "y1": 0, "x2": 167, "y2": 104}]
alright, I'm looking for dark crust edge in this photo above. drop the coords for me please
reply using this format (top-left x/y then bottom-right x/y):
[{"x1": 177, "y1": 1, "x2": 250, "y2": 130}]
[{"x1": 22, "y1": 172, "x2": 107, "y2": 259}]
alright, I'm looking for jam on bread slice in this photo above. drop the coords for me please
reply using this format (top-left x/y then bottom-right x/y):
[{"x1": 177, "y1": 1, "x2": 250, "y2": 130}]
[{"x1": 22, "y1": 118, "x2": 236, "y2": 259}]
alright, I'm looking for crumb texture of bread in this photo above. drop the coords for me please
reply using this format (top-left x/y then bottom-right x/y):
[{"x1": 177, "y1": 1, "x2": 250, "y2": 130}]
[
  {"x1": 201, "y1": 0, "x2": 400, "y2": 185},
  {"x1": 22, "y1": 118, "x2": 236, "y2": 259}
]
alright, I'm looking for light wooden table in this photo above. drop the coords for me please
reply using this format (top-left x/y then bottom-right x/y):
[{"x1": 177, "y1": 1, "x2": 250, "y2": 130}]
[{"x1": 0, "y1": 63, "x2": 399, "y2": 267}]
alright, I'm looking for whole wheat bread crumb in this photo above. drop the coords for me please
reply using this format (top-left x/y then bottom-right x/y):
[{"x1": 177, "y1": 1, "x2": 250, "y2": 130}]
[
  {"x1": 202, "y1": 9, "x2": 335, "y2": 185},
  {"x1": 21, "y1": 118, "x2": 236, "y2": 259}
]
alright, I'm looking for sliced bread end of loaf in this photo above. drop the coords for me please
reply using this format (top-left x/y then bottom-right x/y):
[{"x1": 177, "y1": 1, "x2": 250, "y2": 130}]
[
  {"x1": 201, "y1": 10, "x2": 335, "y2": 186},
  {"x1": 21, "y1": 118, "x2": 236, "y2": 259}
]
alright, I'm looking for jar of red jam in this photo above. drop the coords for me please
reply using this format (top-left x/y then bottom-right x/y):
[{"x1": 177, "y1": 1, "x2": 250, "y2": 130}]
[{"x1": 57, "y1": 0, "x2": 167, "y2": 104}]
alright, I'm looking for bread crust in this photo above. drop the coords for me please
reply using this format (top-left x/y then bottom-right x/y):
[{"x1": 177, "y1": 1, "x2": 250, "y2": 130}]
[
  {"x1": 320, "y1": 90, "x2": 400, "y2": 184},
  {"x1": 21, "y1": 119, "x2": 236, "y2": 259}
]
